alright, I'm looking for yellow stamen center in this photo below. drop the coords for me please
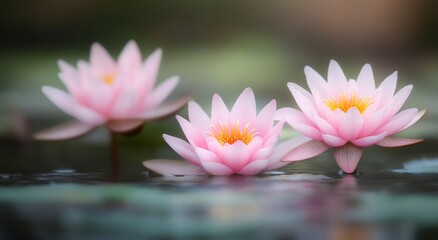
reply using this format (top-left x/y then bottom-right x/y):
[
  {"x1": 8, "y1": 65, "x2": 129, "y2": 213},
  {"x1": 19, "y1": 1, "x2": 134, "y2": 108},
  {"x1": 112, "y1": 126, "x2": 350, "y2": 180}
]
[
  {"x1": 102, "y1": 73, "x2": 116, "y2": 85},
  {"x1": 209, "y1": 121, "x2": 257, "y2": 145},
  {"x1": 324, "y1": 93, "x2": 372, "y2": 113}
]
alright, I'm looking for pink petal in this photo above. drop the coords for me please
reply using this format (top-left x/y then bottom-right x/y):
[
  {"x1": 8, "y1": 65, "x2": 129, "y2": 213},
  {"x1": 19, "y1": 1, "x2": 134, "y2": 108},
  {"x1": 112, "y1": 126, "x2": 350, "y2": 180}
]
[
  {"x1": 377, "y1": 136, "x2": 423, "y2": 147},
  {"x1": 57, "y1": 60, "x2": 79, "y2": 94},
  {"x1": 377, "y1": 108, "x2": 418, "y2": 136},
  {"x1": 333, "y1": 144, "x2": 363, "y2": 173},
  {"x1": 188, "y1": 101, "x2": 211, "y2": 132},
  {"x1": 327, "y1": 60, "x2": 347, "y2": 94},
  {"x1": 400, "y1": 109, "x2": 426, "y2": 131},
  {"x1": 194, "y1": 147, "x2": 221, "y2": 163},
  {"x1": 118, "y1": 40, "x2": 142, "y2": 73},
  {"x1": 146, "y1": 76, "x2": 179, "y2": 108},
  {"x1": 261, "y1": 121, "x2": 283, "y2": 146},
  {"x1": 90, "y1": 42, "x2": 116, "y2": 73},
  {"x1": 376, "y1": 71, "x2": 397, "y2": 108},
  {"x1": 110, "y1": 91, "x2": 137, "y2": 117},
  {"x1": 360, "y1": 107, "x2": 388, "y2": 136},
  {"x1": 287, "y1": 82, "x2": 314, "y2": 103},
  {"x1": 310, "y1": 112, "x2": 337, "y2": 135},
  {"x1": 231, "y1": 88, "x2": 256, "y2": 123},
  {"x1": 42, "y1": 86, "x2": 106, "y2": 125},
  {"x1": 176, "y1": 115, "x2": 207, "y2": 148},
  {"x1": 288, "y1": 120, "x2": 322, "y2": 141},
  {"x1": 351, "y1": 132, "x2": 387, "y2": 147},
  {"x1": 275, "y1": 107, "x2": 301, "y2": 121},
  {"x1": 238, "y1": 159, "x2": 270, "y2": 175},
  {"x1": 269, "y1": 135, "x2": 312, "y2": 168},
  {"x1": 252, "y1": 145, "x2": 275, "y2": 161},
  {"x1": 356, "y1": 64, "x2": 375, "y2": 96},
  {"x1": 221, "y1": 142, "x2": 251, "y2": 172},
  {"x1": 134, "y1": 48, "x2": 163, "y2": 103},
  {"x1": 106, "y1": 119, "x2": 144, "y2": 133},
  {"x1": 143, "y1": 159, "x2": 206, "y2": 176},
  {"x1": 211, "y1": 94, "x2": 231, "y2": 124},
  {"x1": 34, "y1": 120, "x2": 95, "y2": 141},
  {"x1": 338, "y1": 108, "x2": 364, "y2": 140},
  {"x1": 199, "y1": 161, "x2": 234, "y2": 175},
  {"x1": 253, "y1": 99, "x2": 276, "y2": 136},
  {"x1": 322, "y1": 134, "x2": 348, "y2": 147},
  {"x1": 141, "y1": 96, "x2": 190, "y2": 121},
  {"x1": 304, "y1": 65, "x2": 327, "y2": 97},
  {"x1": 282, "y1": 139, "x2": 330, "y2": 162},
  {"x1": 384, "y1": 85, "x2": 413, "y2": 121},
  {"x1": 163, "y1": 134, "x2": 200, "y2": 165}
]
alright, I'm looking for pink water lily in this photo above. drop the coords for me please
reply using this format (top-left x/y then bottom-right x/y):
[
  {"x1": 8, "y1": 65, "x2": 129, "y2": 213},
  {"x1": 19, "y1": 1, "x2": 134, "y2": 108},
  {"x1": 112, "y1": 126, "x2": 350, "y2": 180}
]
[
  {"x1": 35, "y1": 40, "x2": 189, "y2": 140},
  {"x1": 144, "y1": 88, "x2": 315, "y2": 176},
  {"x1": 277, "y1": 60, "x2": 425, "y2": 173}
]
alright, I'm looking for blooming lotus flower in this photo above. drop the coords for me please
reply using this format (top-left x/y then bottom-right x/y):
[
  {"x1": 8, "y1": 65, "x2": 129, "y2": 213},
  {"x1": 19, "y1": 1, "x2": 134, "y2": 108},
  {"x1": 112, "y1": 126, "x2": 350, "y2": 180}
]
[
  {"x1": 277, "y1": 60, "x2": 425, "y2": 173},
  {"x1": 144, "y1": 88, "x2": 314, "y2": 176},
  {"x1": 35, "y1": 40, "x2": 189, "y2": 140}
]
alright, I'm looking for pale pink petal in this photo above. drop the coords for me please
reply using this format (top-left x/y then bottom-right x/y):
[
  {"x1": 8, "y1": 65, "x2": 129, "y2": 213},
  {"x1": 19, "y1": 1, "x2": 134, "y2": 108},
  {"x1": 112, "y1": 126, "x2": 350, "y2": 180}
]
[
  {"x1": 42, "y1": 86, "x2": 106, "y2": 125},
  {"x1": 351, "y1": 132, "x2": 387, "y2": 147},
  {"x1": 376, "y1": 71, "x2": 397, "y2": 108},
  {"x1": 384, "y1": 85, "x2": 413, "y2": 121},
  {"x1": 360, "y1": 107, "x2": 388, "y2": 137},
  {"x1": 143, "y1": 159, "x2": 206, "y2": 176},
  {"x1": 176, "y1": 115, "x2": 207, "y2": 148},
  {"x1": 194, "y1": 147, "x2": 221, "y2": 162},
  {"x1": 287, "y1": 120, "x2": 322, "y2": 141},
  {"x1": 322, "y1": 134, "x2": 348, "y2": 147},
  {"x1": 253, "y1": 99, "x2": 276, "y2": 136},
  {"x1": 377, "y1": 136, "x2": 423, "y2": 147},
  {"x1": 133, "y1": 48, "x2": 163, "y2": 104},
  {"x1": 90, "y1": 42, "x2": 116, "y2": 72},
  {"x1": 377, "y1": 108, "x2": 418, "y2": 136},
  {"x1": 34, "y1": 120, "x2": 95, "y2": 141},
  {"x1": 275, "y1": 107, "x2": 301, "y2": 121},
  {"x1": 261, "y1": 121, "x2": 284, "y2": 146},
  {"x1": 269, "y1": 135, "x2": 312, "y2": 166},
  {"x1": 238, "y1": 159, "x2": 270, "y2": 175},
  {"x1": 334, "y1": 144, "x2": 363, "y2": 173},
  {"x1": 57, "y1": 60, "x2": 80, "y2": 94},
  {"x1": 281, "y1": 140, "x2": 329, "y2": 162},
  {"x1": 141, "y1": 96, "x2": 190, "y2": 121},
  {"x1": 110, "y1": 90, "x2": 137, "y2": 117},
  {"x1": 199, "y1": 161, "x2": 234, "y2": 175},
  {"x1": 211, "y1": 94, "x2": 231, "y2": 124},
  {"x1": 188, "y1": 101, "x2": 211, "y2": 132},
  {"x1": 338, "y1": 108, "x2": 364, "y2": 140},
  {"x1": 117, "y1": 40, "x2": 142, "y2": 73},
  {"x1": 310, "y1": 112, "x2": 337, "y2": 135},
  {"x1": 145, "y1": 76, "x2": 179, "y2": 108},
  {"x1": 231, "y1": 87, "x2": 256, "y2": 123},
  {"x1": 304, "y1": 65, "x2": 327, "y2": 97},
  {"x1": 106, "y1": 119, "x2": 144, "y2": 133},
  {"x1": 400, "y1": 109, "x2": 426, "y2": 131},
  {"x1": 287, "y1": 82, "x2": 314, "y2": 103},
  {"x1": 163, "y1": 134, "x2": 200, "y2": 166},
  {"x1": 221, "y1": 142, "x2": 251, "y2": 172},
  {"x1": 356, "y1": 63, "x2": 375, "y2": 96},
  {"x1": 327, "y1": 60, "x2": 347, "y2": 94},
  {"x1": 252, "y1": 145, "x2": 275, "y2": 161}
]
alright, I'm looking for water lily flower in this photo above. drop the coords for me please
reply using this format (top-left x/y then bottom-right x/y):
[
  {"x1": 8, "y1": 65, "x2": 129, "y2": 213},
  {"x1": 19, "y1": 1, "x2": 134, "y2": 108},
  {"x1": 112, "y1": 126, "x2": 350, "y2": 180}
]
[
  {"x1": 144, "y1": 88, "x2": 314, "y2": 176},
  {"x1": 276, "y1": 60, "x2": 425, "y2": 173},
  {"x1": 34, "y1": 40, "x2": 189, "y2": 140}
]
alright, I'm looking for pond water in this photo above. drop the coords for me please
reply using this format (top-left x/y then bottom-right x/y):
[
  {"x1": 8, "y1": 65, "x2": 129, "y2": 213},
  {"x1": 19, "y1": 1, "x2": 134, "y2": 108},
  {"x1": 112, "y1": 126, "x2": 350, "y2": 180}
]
[{"x1": 0, "y1": 139, "x2": 438, "y2": 240}]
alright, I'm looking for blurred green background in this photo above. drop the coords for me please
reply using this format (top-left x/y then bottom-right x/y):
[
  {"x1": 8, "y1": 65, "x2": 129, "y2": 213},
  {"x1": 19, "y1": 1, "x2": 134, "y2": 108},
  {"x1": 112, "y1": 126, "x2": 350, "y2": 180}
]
[{"x1": 0, "y1": 0, "x2": 437, "y2": 169}]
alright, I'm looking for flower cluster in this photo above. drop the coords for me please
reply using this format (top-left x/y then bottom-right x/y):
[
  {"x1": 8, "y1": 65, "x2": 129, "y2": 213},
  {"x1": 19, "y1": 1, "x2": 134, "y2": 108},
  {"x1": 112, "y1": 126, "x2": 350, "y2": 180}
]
[{"x1": 36, "y1": 41, "x2": 424, "y2": 176}]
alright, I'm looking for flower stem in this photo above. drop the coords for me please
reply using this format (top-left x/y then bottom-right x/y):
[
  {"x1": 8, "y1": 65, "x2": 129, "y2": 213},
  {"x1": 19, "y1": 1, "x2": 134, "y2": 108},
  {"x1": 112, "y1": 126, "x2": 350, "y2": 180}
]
[{"x1": 110, "y1": 130, "x2": 120, "y2": 182}]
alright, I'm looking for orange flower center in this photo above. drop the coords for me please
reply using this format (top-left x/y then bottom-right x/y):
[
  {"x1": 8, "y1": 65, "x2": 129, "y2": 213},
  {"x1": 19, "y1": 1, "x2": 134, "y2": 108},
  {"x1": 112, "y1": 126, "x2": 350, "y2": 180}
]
[
  {"x1": 102, "y1": 73, "x2": 116, "y2": 85},
  {"x1": 324, "y1": 93, "x2": 372, "y2": 113},
  {"x1": 209, "y1": 121, "x2": 257, "y2": 145}
]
